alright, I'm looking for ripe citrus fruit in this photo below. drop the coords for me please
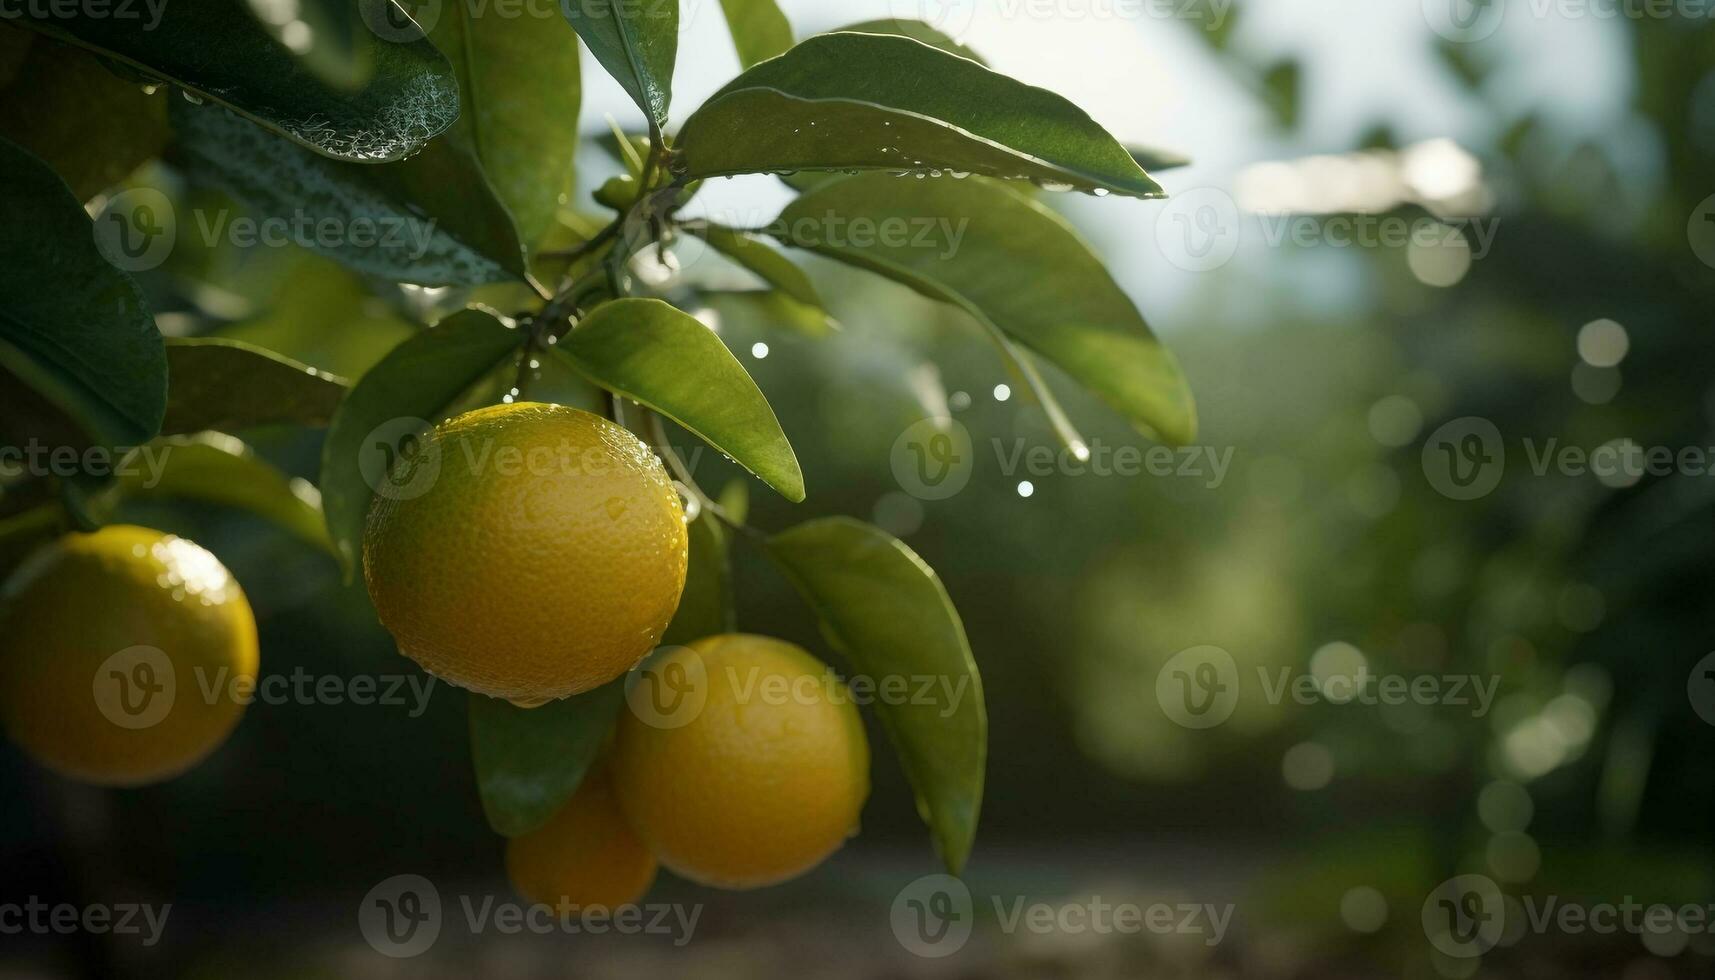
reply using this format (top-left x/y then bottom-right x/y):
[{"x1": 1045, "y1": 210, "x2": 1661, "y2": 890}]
[
  {"x1": 611, "y1": 634, "x2": 870, "y2": 889},
  {"x1": 505, "y1": 769, "x2": 657, "y2": 909},
  {"x1": 0, "y1": 525, "x2": 258, "y2": 787},
  {"x1": 363, "y1": 402, "x2": 688, "y2": 705}
]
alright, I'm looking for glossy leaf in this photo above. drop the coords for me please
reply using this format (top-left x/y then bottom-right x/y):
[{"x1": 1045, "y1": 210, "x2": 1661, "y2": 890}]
[
  {"x1": 661, "y1": 511, "x2": 734, "y2": 646},
  {"x1": 469, "y1": 680, "x2": 625, "y2": 837},
  {"x1": 991, "y1": 334, "x2": 1089, "y2": 456},
  {"x1": 718, "y1": 0, "x2": 792, "y2": 68},
  {"x1": 695, "y1": 223, "x2": 828, "y2": 314},
  {"x1": 429, "y1": 5, "x2": 581, "y2": 245},
  {"x1": 559, "y1": 0, "x2": 676, "y2": 132},
  {"x1": 163, "y1": 338, "x2": 349, "y2": 436},
  {"x1": 175, "y1": 103, "x2": 529, "y2": 287},
  {"x1": 767, "y1": 517, "x2": 985, "y2": 874},
  {"x1": 554, "y1": 298, "x2": 804, "y2": 502},
  {"x1": 14, "y1": 0, "x2": 457, "y2": 162},
  {"x1": 98, "y1": 433, "x2": 333, "y2": 554},
  {"x1": 320, "y1": 308, "x2": 525, "y2": 575},
  {"x1": 776, "y1": 174, "x2": 1196, "y2": 444},
  {"x1": 0, "y1": 138, "x2": 163, "y2": 448},
  {"x1": 700, "y1": 289, "x2": 837, "y2": 337},
  {"x1": 830, "y1": 18, "x2": 986, "y2": 64},
  {"x1": 0, "y1": 37, "x2": 168, "y2": 201},
  {"x1": 677, "y1": 32, "x2": 1162, "y2": 198},
  {"x1": 246, "y1": 0, "x2": 373, "y2": 90},
  {"x1": 1127, "y1": 144, "x2": 1191, "y2": 172}
]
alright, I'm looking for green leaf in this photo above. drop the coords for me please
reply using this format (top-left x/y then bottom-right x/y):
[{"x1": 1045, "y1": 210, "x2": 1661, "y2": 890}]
[
  {"x1": 163, "y1": 338, "x2": 349, "y2": 436},
  {"x1": 992, "y1": 335, "x2": 1089, "y2": 456},
  {"x1": 15, "y1": 0, "x2": 457, "y2": 162},
  {"x1": 1261, "y1": 60, "x2": 1301, "y2": 129},
  {"x1": 1127, "y1": 144, "x2": 1191, "y2": 172},
  {"x1": 97, "y1": 433, "x2": 333, "y2": 554},
  {"x1": 554, "y1": 298, "x2": 804, "y2": 502},
  {"x1": 559, "y1": 0, "x2": 676, "y2": 133},
  {"x1": 246, "y1": 0, "x2": 374, "y2": 90},
  {"x1": 0, "y1": 36, "x2": 168, "y2": 201},
  {"x1": 469, "y1": 680, "x2": 625, "y2": 837},
  {"x1": 429, "y1": 5, "x2": 581, "y2": 245},
  {"x1": 718, "y1": 0, "x2": 793, "y2": 68},
  {"x1": 766, "y1": 517, "x2": 985, "y2": 874},
  {"x1": 320, "y1": 308, "x2": 525, "y2": 575},
  {"x1": 830, "y1": 18, "x2": 986, "y2": 64},
  {"x1": 661, "y1": 512, "x2": 733, "y2": 646},
  {"x1": 775, "y1": 174, "x2": 1196, "y2": 445},
  {"x1": 694, "y1": 223, "x2": 828, "y2": 315},
  {"x1": 175, "y1": 103, "x2": 529, "y2": 287},
  {"x1": 677, "y1": 32, "x2": 1161, "y2": 198},
  {"x1": 700, "y1": 289, "x2": 837, "y2": 338},
  {"x1": 0, "y1": 137, "x2": 164, "y2": 449}
]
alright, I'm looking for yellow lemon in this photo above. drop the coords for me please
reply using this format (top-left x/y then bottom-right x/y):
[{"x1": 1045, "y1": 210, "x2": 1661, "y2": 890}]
[
  {"x1": 0, "y1": 525, "x2": 258, "y2": 786},
  {"x1": 505, "y1": 770, "x2": 657, "y2": 909},
  {"x1": 611, "y1": 634, "x2": 870, "y2": 889},
  {"x1": 363, "y1": 403, "x2": 687, "y2": 705}
]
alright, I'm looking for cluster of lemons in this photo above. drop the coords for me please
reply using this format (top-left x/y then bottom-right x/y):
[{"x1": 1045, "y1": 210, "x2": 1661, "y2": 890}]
[{"x1": 0, "y1": 403, "x2": 870, "y2": 899}]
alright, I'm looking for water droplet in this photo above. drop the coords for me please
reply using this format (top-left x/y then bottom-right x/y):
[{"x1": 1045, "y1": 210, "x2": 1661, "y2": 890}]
[
  {"x1": 180, "y1": 90, "x2": 205, "y2": 105},
  {"x1": 605, "y1": 497, "x2": 629, "y2": 519}
]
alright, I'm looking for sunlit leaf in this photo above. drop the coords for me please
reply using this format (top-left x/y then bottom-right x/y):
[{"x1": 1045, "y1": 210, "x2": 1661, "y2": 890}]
[
  {"x1": 554, "y1": 298, "x2": 804, "y2": 501},
  {"x1": 429, "y1": 5, "x2": 581, "y2": 245},
  {"x1": 767, "y1": 517, "x2": 985, "y2": 874},
  {"x1": 97, "y1": 433, "x2": 333, "y2": 554},
  {"x1": 677, "y1": 32, "x2": 1161, "y2": 198},
  {"x1": 718, "y1": 0, "x2": 792, "y2": 68},
  {"x1": 559, "y1": 0, "x2": 676, "y2": 132},
  {"x1": 694, "y1": 223, "x2": 828, "y2": 316},
  {"x1": 776, "y1": 174, "x2": 1195, "y2": 444},
  {"x1": 829, "y1": 18, "x2": 985, "y2": 63}
]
